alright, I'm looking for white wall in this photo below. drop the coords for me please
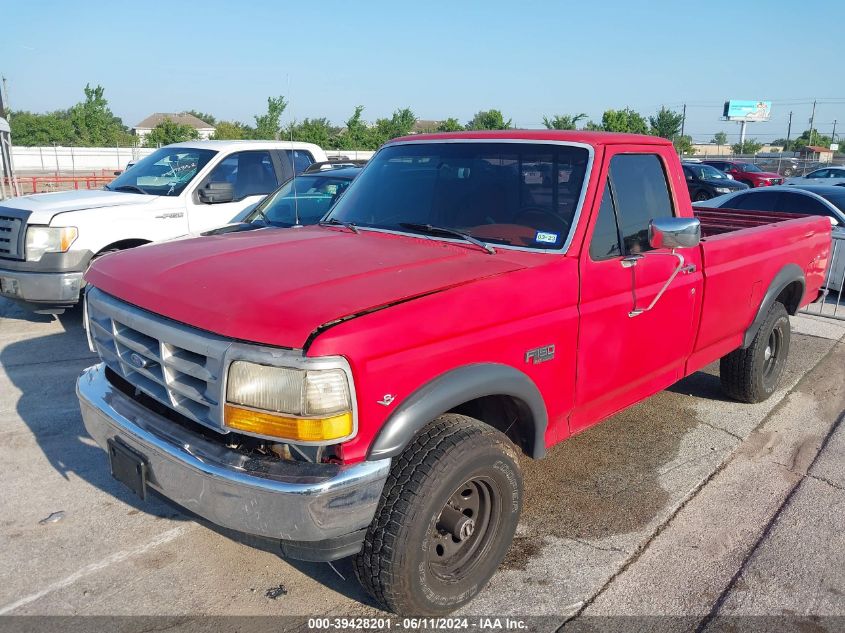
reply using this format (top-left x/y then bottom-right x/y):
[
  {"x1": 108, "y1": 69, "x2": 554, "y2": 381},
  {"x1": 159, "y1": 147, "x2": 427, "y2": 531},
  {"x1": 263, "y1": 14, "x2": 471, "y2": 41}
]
[{"x1": 11, "y1": 146, "x2": 155, "y2": 173}]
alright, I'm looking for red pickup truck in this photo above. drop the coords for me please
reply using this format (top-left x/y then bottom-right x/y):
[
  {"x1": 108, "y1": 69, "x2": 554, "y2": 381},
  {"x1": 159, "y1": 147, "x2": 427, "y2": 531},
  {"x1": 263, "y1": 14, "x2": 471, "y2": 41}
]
[{"x1": 77, "y1": 131, "x2": 830, "y2": 615}]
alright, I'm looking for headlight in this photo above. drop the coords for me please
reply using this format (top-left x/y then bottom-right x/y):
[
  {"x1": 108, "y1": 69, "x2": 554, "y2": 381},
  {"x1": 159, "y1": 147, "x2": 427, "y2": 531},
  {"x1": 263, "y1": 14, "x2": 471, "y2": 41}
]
[
  {"x1": 224, "y1": 361, "x2": 354, "y2": 443},
  {"x1": 714, "y1": 187, "x2": 732, "y2": 194},
  {"x1": 25, "y1": 226, "x2": 78, "y2": 262}
]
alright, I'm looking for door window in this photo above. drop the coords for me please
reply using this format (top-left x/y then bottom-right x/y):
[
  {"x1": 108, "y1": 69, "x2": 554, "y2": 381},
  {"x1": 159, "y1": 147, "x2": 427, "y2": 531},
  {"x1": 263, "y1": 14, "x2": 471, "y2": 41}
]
[
  {"x1": 728, "y1": 191, "x2": 780, "y2": 210},
  {"x1": 775, "y1": 192, "x2": 834, "y2": 217},
  {"x1": 608, "y1": 154, "x2": 674, "y2": 254},
  {"x1": 276, "y1": 150, "x2": 315, "y2": 182},
  {"x1": 204, "y1": 151, "x2": 278, "y2": 201},
  {"x1": 589, "y1": 181, "x2": 622, "y2": 260}
]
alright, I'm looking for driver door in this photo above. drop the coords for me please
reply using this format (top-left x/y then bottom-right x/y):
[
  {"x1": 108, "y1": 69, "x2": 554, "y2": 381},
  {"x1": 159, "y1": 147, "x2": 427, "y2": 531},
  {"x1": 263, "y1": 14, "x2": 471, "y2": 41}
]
[
  {"x1": 186, "y1": 150, "x2": 283, "y2": 233},
  {"x1": 572, "y1": 148, "x2": 703, "y2": 433}
]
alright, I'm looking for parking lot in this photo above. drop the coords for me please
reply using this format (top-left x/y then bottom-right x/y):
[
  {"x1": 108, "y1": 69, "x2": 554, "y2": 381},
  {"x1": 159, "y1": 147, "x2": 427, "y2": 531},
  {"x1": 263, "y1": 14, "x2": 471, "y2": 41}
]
[{"x1": 1, "y1": 294, "x2": 843, "y2": 628}]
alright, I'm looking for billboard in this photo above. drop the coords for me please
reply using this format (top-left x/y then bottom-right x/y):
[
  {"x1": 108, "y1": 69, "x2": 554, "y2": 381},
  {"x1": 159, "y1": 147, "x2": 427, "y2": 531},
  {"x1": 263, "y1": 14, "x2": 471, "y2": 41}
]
[{"x1": 723, "y1": 100, "x2": 772, "y2": 122}]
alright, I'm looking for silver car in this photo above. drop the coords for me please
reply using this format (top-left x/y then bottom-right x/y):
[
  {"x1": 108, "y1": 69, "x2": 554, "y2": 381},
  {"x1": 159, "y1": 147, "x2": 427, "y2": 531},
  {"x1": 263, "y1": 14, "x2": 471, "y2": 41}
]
[{"x1": 785, "y1": 166, "x2": 845, "y2": 187}]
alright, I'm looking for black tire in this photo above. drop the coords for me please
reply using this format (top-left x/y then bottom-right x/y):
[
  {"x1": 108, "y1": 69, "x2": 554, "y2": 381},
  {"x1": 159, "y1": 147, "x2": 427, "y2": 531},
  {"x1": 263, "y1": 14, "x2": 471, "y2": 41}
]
[
  {"x1": 782, "y1": 167, "x2": 795, "y2": 177},
  {"x1": 694, "y1": 191, "x2": 711, "y2": 202},
  {"x1": 720, "y1": 301, "x2": 791, "y2": 403},
  {"x1": 739, "y1": 179, "x2": 754, "y2": 188},
  {"x1": 354, "y1": 414, "x2": 523, "y2": 615}
]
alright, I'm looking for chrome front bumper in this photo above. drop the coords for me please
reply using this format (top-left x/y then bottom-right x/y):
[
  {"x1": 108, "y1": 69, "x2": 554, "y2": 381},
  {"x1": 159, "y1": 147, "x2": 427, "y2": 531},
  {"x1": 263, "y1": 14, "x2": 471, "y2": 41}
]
[{"x1": 77, "y1": 363, "x2": 390, "y2": 556}]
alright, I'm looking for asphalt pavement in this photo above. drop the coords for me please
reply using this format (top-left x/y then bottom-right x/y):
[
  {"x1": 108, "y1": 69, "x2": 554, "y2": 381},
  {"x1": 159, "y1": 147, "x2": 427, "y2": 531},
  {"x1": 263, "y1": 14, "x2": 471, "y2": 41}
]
[{"x1": 0, "y1": 297, "x2": 843, "y2": 631}]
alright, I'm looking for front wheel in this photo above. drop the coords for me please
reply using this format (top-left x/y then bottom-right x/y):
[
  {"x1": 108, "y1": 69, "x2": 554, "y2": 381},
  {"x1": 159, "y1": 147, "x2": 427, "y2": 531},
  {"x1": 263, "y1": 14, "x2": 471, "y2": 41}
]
[
  {"x1": 694, "y1": 191, "x2": 712, "y2": 202},
  {"x1": 720, "y1": 301, "x2": 790, "y2": 403},
  {"x1": 354, "y1": 414, "x2": 523, "y2": 615}
]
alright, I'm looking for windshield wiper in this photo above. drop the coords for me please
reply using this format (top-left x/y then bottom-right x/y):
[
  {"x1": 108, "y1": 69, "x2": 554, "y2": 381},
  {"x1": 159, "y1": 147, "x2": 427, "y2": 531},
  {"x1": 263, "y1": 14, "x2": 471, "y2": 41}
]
[
  {"x1": 112, "y1": 184, "x2": 149, "y2": 195},
  {"x1": 319, "y1": 217, "x2": 359, "y2": 234},
  {"x1": 399, "y1": 223, "x2": 495, "y2": 254}
]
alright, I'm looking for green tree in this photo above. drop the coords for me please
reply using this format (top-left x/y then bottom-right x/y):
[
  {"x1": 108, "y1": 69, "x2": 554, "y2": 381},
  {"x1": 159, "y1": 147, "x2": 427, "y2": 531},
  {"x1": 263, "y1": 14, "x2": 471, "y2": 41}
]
[
  {"x1": 712, "y1": 131, "x2": 728, "y2": 146},
  {"x1": 466, "y1": 109, "x2": 511, "y2": 130},
  {"x1": 731, "y1": 139, "x2": 763, "y2": 155},
  {"x1": 648, "y1": 106, "x2": 684, "y2": 140},
  {"x1": 288, "y1": 117, "x2": 338, "y2": 147},
  {"x1": 436, "y1": 118, "x2": 464, "y2": 132},
  {"x1": 674, "y1": 135, "x2": 695, "y2": 155},
  {"x1": 598, "y1": 107, "x2": 649, "y2": 134},
  {"x1": 372, "y1": 108, "x2": 417, "y2": 145},
  {"x1": 210, "y1": 120, "x2": 251, "y2": 140},
  {"x1": 144, "y1": 118, "x2": 199, "y2": 147},
  {"x1": 68, "y1": 84, "x2": 133, "y2": 146},
  {"x1": 9, "y1": 110, "x2": 76, "y2": 146},
  {"x1": 186, "y1": 110, "x2": 216, "y2": 126},
  {"x1": 788, "y1": 129, "x2": 831, "y2": 152},
  {"x1": 335, "y1": 105, "x2": 375, "y2": 150},
  {"x1": 252, "y1": 96, "x2": 288, "y2": 140},
  {"x1": 542, "y1": 113, "x2": 587, "y2": 130}
]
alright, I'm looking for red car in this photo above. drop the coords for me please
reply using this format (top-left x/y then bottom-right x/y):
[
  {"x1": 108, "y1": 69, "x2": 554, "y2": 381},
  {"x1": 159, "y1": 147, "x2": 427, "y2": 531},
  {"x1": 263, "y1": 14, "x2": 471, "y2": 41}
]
[
  {"x1": 78, "y1": 131, "x2": 830, "y2": 615},
  {"x1": 702, "y1": 159, "x2": 785, "y2": 187}
]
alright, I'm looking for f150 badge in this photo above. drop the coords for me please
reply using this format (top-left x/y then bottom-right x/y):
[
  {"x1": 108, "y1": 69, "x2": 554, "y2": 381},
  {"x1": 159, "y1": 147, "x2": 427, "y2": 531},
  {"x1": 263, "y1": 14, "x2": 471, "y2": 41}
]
[{"x1": 525, "y1": 345, "x2": 555, "y2": 365}]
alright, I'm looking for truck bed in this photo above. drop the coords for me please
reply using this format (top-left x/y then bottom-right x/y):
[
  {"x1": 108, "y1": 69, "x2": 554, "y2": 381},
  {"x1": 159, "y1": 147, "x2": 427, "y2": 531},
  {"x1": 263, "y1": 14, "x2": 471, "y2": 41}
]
[
  {"x1": 687, "y1": 206, "x2": 831, "y2": 376},
  {"x1": 693, "y1": 206, "x2": 806, "y2": 238}
]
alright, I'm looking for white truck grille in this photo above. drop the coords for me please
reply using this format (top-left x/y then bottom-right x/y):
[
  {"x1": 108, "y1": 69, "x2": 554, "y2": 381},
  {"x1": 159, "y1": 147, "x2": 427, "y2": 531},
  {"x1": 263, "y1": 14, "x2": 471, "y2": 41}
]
[{"x1": 86, "y1": 287, "x2": 231, "y2": 431}]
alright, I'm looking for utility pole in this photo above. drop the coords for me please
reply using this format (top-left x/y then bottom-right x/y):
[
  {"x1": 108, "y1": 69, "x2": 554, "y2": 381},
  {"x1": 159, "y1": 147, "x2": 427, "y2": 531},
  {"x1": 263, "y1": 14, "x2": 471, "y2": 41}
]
[
  {"x1": 808, "y1": 99, "x2": 817, "y2": 147},
  {"x1": 786, "y1": 111, "x2": 793, "y2": 151},
  {"x1": 832, "y1": 119, "x2": 838, "y2": 143},
  {"x1": 680, "y1": 103, "x2": 686, "y2": 138}
]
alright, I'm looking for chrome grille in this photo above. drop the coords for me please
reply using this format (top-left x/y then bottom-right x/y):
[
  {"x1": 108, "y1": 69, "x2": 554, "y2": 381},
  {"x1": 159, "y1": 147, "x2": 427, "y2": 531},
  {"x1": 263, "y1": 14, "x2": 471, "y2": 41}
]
[
  {"x1": 0, "y1": 214, "x2": 23, "y2": 259},
  {"x1": 86, "y1": 287, "x2": 232, "y2": 431}
]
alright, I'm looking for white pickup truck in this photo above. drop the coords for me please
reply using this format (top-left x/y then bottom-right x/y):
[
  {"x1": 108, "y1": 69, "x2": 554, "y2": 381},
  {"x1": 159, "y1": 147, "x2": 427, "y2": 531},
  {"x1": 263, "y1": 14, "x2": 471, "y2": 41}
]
[{"x1": 0, "y1": 140, "x2": 326, "y2": 313}]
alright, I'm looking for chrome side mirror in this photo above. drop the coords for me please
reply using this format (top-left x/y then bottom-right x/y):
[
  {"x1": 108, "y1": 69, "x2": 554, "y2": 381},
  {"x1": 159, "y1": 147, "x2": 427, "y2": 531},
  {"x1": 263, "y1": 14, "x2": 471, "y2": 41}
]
[{"x1": 649, "y1": 217, "x2": 701, "y2": 250}]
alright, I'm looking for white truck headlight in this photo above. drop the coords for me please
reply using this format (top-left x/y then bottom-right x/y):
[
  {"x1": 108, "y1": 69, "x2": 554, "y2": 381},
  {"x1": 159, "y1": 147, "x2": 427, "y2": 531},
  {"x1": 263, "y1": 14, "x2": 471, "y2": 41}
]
[
  {"x1": 25, "y1": 226, "x2": 78, "y2": 262},
  {"x1": 225, "y1": 361, "x2": 353, "y2": 443}
]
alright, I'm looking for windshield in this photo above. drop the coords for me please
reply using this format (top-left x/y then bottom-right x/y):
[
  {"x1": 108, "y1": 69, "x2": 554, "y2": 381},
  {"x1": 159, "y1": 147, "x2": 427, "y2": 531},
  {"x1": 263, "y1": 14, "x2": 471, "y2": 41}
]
[
  {"x1": 691, "y1": 164, "x2": 729, "y2": 180},
  {"x1": 243, "y1": 173, "x2": 355, "y2": 226},
  {"x1": 107, "y1": 147, "x2": 217, "y2": 196},
  {"x1": 737, "y1": 163, "x2": 762, "y2": 172},
  {"x1": 327, "y1": 142, "x2": 590, "y2": 250}
]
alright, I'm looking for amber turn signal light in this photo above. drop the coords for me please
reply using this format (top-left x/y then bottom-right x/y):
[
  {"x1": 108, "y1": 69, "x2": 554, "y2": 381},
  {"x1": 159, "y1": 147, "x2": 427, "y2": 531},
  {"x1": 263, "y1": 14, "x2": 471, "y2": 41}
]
[{"x1": 224, "y1": 404, "x2": 353, "y2": 442}]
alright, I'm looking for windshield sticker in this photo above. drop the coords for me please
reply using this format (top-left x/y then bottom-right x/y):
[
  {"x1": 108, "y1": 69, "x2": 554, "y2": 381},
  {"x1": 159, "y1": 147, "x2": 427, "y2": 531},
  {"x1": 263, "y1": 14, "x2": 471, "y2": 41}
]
[{"x1": 535, "y1": 231, "x2": 558, "y2": 244}]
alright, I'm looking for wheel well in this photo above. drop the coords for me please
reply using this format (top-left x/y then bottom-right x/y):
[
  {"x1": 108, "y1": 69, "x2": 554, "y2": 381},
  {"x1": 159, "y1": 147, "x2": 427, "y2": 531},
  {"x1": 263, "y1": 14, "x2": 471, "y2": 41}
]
[
  {"x1": 95, "y1": 239, "x2": 150, "y2": 257},
  {"x1": 449, "y1": 395, "x2": 536, "y2": 458},
  {"x1": 776, "y1": 280, "x2": 804, "y2": 315}
]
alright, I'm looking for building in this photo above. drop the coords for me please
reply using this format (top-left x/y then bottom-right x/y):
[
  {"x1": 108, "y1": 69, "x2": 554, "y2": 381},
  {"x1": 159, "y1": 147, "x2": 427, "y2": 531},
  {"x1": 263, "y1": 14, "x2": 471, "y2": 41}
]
[
  {"x1": 801, "y1": 145, "x2": 834, "y2": 163},
  {"x1": 133, "y1": 113, "x2": 216, "y2": 142},
  {"x1": 690, "y1": 143, "x2": 784, "y2": 157}
]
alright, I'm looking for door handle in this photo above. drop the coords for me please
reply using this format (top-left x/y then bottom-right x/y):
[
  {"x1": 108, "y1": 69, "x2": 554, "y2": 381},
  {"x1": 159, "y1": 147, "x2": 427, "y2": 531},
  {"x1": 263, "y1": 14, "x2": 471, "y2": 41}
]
[
  {"x1": 680, "y1": 264, "x2": 697, "y2": 274},
  {"x1": 155, "y1": 212, "x2": 184, "y2": 219}
]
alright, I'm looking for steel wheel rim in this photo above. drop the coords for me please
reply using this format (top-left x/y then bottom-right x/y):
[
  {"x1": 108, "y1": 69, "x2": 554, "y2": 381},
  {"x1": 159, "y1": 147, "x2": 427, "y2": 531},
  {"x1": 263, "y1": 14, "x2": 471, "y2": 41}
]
[
  {"x1": 763, "y1": 326, "x2": 782, "y2": 380},
  {"x1": 428, "y1": 476, "x2": 501, "y2": 582}
]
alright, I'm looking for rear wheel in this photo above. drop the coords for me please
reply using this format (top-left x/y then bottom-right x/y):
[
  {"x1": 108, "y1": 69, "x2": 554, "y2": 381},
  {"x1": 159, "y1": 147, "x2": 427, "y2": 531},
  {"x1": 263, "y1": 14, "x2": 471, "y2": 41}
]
[
  {"x1": 720, "y1": 301, "x2": 790, "y2": 403},
  {"x1": 354, "y1": 414, "x2": 523, "y2": 615},
  {"x1": 694, "y1": 191, "x2": 711, "y2": 202}
]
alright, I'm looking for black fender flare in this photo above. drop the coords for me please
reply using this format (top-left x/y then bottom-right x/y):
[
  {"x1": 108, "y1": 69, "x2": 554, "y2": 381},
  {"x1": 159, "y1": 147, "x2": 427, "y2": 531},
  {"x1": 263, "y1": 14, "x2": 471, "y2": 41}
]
[
  {"x1": 366, "y1": 363, "x2": 548, "y2": 461},
  {"x1": 742, "y1": 263, "x2": 805, "y2": 348}
]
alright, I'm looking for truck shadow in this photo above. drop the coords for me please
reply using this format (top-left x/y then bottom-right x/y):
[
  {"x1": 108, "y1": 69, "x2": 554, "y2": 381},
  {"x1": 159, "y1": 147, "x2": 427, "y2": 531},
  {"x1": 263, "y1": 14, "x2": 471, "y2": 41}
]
[{"x1": 1, "y1": 309, "x2": 180, "y2": 520}]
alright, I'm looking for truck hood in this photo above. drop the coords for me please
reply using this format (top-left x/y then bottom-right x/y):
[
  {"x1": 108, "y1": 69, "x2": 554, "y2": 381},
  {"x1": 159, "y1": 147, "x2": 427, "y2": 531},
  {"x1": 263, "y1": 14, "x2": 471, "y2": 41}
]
[
  {"x1": 2, "y1": 189, "x2": 153, "y2": 224},
  {"x1": 86, "y1": 226, "x2": 528, "y2": 349}
]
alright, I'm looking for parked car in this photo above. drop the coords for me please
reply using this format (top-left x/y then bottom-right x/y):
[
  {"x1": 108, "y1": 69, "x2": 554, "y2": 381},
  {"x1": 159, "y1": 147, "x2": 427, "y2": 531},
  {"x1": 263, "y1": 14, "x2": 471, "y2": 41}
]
[
  {"x1": 697, "y1": 185, "x2": 845, "y2": 290},
  {"x1": 218, "y1": 165, "x2": 363, "y2": 231},
  {"x1": 755, "y1": 156, "x2": 820, "y2": 177},
  {"x1": 785, "y1": 166, "x2": 845, "y2": 187},
  {"x1": 0, "y1": 140, "x2": 327, "y2": 313},
  {"x1": 702, "y1": 160, "x2": 785, "y2": 187},
  {"x1": 682, "y1": 162, "x2": 748, "y2": 201},
  {"x1": 78, "y1": 131, "x2": 830, "y2": 615}
]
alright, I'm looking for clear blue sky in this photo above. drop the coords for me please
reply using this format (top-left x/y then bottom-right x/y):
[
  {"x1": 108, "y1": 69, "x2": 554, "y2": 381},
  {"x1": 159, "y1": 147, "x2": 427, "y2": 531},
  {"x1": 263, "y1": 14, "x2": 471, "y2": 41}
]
[{"x1": 2, "y1": 0, "x2": 843, "y2": 144}]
